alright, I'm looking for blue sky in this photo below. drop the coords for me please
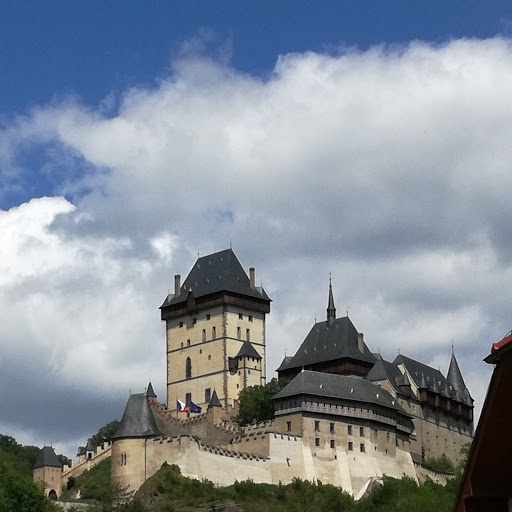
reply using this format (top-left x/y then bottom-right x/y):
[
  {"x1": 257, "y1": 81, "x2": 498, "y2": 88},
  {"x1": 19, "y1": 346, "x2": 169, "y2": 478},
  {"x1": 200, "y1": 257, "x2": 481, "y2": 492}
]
[{"x1": 1, "y1": 2, "x2": 511, "y2": 456}]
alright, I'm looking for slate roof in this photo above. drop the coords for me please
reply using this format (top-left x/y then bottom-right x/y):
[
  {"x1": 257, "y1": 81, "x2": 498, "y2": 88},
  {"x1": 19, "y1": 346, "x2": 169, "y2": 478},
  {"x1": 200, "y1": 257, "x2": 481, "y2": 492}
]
[
  {"x1": 284, "y1": 316, "x2": 376, "y2": 371},
  {"x1": 447, "y1": 353, "x2": 468, "y2": 394},
  {"x1": 160, "y1": 249, "x2": 271, "y2": 308},
  {"x1": 112, "y1": 393, "x2": 160, "y2": 440},
  {"x1": 276, "y1": 355, "x2": 293, "y2": 372},
  {"x1": 273, "y1": 370, "x2": 407, "y2": 415},
  {"x1": 365, "y1": 354, "x2": 405, "y2": 392},
  {"x1": 208, "y1": 389, "x2": 222, "y2": 409},
  {"x1": 394, "y1": 354, "x2": 472, "y2": 405},
  {"x1": 85, "y1": 439, "x2": 96, "y2": 452},
  {"x1": 235, "y1": 340, "x2": 261, "y2": 359},
  {"x1": 146, "y1": 381, "x2": 157, "y2": 398},
  {"x1": 34, "y1": 446, "x2": 62, "y2": 469}
]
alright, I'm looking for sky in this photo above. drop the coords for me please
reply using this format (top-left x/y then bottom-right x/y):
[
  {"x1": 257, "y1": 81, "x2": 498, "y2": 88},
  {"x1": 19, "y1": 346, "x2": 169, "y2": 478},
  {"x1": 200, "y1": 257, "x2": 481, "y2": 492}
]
[{"x1": 1, "y1": 1, "x2": 512, "y2": 457}]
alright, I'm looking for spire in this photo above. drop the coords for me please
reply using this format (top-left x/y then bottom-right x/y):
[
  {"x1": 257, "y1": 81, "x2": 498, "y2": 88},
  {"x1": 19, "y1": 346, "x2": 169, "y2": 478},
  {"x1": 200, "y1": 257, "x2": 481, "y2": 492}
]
[
  {"x1": 327, "y1": 275, "x2": 336, "y2": 326},
  {"x1": 447, "y1": 351, "x2": 467, "y2": 394},
  {"x1": 207, "y1": 389, "x2": 222, "y2": 409},
  {"x1": 146, "y1": 382, "x2": 157, "y2": 399},
  {"x1": 418, "y1": 372, "x2": 427, "y2": 389}
]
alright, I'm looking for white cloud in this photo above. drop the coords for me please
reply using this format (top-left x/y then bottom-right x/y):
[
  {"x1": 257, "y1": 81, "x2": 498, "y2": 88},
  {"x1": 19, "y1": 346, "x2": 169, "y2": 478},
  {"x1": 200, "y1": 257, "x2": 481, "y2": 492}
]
[{"x1": 2, "y1": 38, "x2": 512, "y2": 446}]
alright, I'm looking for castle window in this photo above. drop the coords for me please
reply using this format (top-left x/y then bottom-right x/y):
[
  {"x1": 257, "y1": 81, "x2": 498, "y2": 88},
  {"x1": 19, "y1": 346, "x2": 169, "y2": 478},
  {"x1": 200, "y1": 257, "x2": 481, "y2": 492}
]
[
  {"x1": 212, "y1": 326, "x2": 216, "y2": 338},
  {"x1": 205, "y1": 388, "x2": 211, "y2": 402},
  {"x1": 359, "y1": 427, "x2": 365, "y2": 437},
  {"x1": 179, "y1": 322, "x2": 183, "y2": 328},
  {"x1": 360, "y1": 443, "x2": 366, "y2": 453},
  {"x1": 374, "y1": 430, "x2": 378, "y2": 440},
  {"x1": 193, "y1": 318, "x2": 197, "y2": 325},
  {"x1": 330, "y1": 440, "x2": 335, "y2": 449},
  {"x1": 330, "y1": 423, "x2": 335, "y2": 434},
  {"x1": 249, "y1": 315, "x2": 253, "y2": 322},
  {"x1": 286, "y1": 421, "x2": 291, "y2": 432},
  {"x1": 186, "y1": 357, "x2": 192, "y2": 379},
  {"x1": 237, "y1": 327, "x2": 241, "y2": 339},
  {"x1": 187, "y1": 339, "x2": 191, "y2": 346},
  {"x1": 246, "y1": 329, "x2": 250, "y2": 341},
  {"x1": 202, "y1": 329, "x2": 206, "y2": 342},
  {"x1": 347, "y1": 425, "x2": 352, "y2": 435},
  {"x1": 121, "y1": 454, "x2": 127, "y2": 465},
  {"x1": 185, "y1": 393, "x2": 191, "y2": 407},
  {"x1": 199, "y1": 349, "x2": 202, "y2": 354},
  {"x1": 314, "y1": 421, "x2": 320, "y2": 432},
  {"x1": 206, "y1": 314, "x2": 211, "y2": 321},
  {"x1": 239, "y1": 313, "x2": 243, "y2": 320},
  {"x1": 208, "y1": 355, "x2": 211, "y2": 360},
  {"x1": 315, "y1": 438, "x2": 320, "y2": 447},
  {"x1": 348, "y1": 442, "x2": 353, "y2": 451},
  {"x1": 181, "y1": 342, "x2": 183, "y2": 349}
]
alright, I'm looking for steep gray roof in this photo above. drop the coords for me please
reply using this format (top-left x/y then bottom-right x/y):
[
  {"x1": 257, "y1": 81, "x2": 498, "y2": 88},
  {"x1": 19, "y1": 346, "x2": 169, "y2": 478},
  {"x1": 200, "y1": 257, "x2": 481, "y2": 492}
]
[
  {"x1": 34, "y1": 446, "x2": 62, "y2": 469},
  {"x1": 447, "y1": 353, "x2": 468, "y2": 393},
  {"x1": 276, "y1": 355, "x2": 293, "y2": 372},
  {"x1": 366, "y1": 355, "x2": 403, "y2": 388},
  {"x1": 146, "y1": 381, "x2": 157, "y2": 398},
  {"x1": 273, "y1": 370, "x2": 407, "y2": 414},
  {"x1": 395, "y1": 353, "x2": 472, "y2": 405},
  {"x1": 235, "y1": 340, "x2": 261, "y2": 359},
  {"x1": 160, "y1": 249, "x2": 270, "y2": 308},
  {"x1": 284, "y1": 316, "x2": 376, "y2": 371},
  {"x1": 85, "y1": 439, "x2": 96, "y2": 452},
  {"x1": 394, "y1": 354, "x2": 446, "y2": 390},
  {"x1": 207, "y1": 389, "x2": 222, "y2": 409},
  {"x1": 112, "y1": 393, "x2": 160, "y2": 440}
]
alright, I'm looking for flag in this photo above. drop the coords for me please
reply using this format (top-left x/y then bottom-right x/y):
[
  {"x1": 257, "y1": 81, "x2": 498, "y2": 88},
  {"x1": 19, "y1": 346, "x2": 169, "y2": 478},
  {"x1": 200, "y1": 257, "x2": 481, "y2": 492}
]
[
  {"x1": 177, "y1": 399, "x2": 188, "y2": 412},
  {"x1": 189, "y1": 401, "x2": 202, "y2": 414}
]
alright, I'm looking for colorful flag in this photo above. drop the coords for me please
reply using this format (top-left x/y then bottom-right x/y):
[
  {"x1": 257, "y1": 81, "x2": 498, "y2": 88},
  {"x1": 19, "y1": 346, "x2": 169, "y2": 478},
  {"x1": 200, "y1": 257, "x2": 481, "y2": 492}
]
[
  {"x1": 177, "y1": 399, "x2": 188, "y2": 412},
  {"x1": 189, "y1": 401, "x2": 202, "y2": 413}
]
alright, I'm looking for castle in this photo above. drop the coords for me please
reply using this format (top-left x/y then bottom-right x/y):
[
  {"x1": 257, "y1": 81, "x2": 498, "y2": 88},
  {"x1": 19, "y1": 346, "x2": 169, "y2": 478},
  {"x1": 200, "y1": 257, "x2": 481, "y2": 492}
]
[{"x1": 34, "y1": 248, "x2": 474, "y2": 500}]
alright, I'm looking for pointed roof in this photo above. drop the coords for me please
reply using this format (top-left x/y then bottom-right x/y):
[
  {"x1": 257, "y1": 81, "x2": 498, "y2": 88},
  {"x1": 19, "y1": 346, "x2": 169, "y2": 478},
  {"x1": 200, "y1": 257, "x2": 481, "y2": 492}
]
[
  {"x1": 327, "y1": 277, "x2": 336, "y2": 325},
  {"x1": 447, "y1": 352, "x2": 473, "y2": 404},
  {"x1": 447, "y1": 352, "x2": 467, "y2": 392},
  {"x1": 34, "y1": 446, "x2": 62, "y2": 469},
  {"x1": 283, "y1": 316, "x2": 376, "y2": 372},
  {"x1": 160, "y1": 249, "x2": 271, "y2": 309},
  {"x1": 146, "y1": 382, "x2": 157, "y2": 398},
  {"x1": 276, "y1": 355, "x2": 293, "y2": 372},
  {"x1": 235, "y1": 340, "x2": 261, "y2": 359},
  {"x1": 207, "y1": 389, "x2": 222, "y2": 409},
  {"x1": 112, "y1": 393, "x2": 160, "y2": 440},
  {"x1": 85, "y1": 439, "x2": 96, "y2": 452}
]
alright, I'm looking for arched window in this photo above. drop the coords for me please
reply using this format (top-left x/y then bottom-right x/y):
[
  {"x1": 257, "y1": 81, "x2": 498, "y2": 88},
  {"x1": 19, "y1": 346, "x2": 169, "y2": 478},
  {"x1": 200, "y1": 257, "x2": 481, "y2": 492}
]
[
  {"x1": 212, "y1": 326, "x2": 216, "y2": 339},
  {"x1": 186, "y1": 357, "x2": 192, "y2": 379}
]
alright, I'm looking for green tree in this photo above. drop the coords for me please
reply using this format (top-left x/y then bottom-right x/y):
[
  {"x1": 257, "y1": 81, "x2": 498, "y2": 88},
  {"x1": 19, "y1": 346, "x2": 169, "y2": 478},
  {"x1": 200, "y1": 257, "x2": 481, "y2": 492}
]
[
  {"x1": 236, "y1": 378, "x2": 285, "y2": 425},
  {"x1": 89, "y1": 420, "x2": 120, "y2": 447}
]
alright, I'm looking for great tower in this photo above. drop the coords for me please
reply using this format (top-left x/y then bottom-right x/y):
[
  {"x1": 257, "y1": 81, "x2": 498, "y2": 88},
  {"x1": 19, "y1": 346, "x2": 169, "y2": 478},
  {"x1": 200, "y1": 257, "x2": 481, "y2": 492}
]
[{"x1": 160, "y1": 248, "x2": 271, "y2": 412}]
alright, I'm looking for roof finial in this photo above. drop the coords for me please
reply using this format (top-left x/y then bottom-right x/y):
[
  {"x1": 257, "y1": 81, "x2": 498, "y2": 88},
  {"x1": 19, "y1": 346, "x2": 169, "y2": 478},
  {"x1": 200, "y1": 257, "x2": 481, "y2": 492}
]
[
  {"x1": 327, "y1": 275, "x2": 336, "y2": 325},
  {"x1": 451, "y1": 340, "x2": 454, "y2": 354}
]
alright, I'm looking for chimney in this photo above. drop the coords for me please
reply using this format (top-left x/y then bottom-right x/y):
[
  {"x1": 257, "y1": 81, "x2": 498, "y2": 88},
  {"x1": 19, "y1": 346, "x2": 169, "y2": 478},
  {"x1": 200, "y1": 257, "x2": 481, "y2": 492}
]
[
  {"x1": 358, "y1": 333, "x2": 364, "y2": 353},
  {"x1": 249, "y1": 267, "x2": 255, "y2": 288},
  {"x1": 174, "y1": 274, "x2": 181, "y2": 297}
]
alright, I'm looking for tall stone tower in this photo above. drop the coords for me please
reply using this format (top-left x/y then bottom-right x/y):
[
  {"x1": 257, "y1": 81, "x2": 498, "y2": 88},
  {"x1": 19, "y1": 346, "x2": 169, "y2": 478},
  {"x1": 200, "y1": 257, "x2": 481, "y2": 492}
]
[
  {"x1": 33, "y1": 446, "x2": 62, "y2": 500},
  {"x1": 160, "y1": 248, "x2": 271, "y2": 411}
]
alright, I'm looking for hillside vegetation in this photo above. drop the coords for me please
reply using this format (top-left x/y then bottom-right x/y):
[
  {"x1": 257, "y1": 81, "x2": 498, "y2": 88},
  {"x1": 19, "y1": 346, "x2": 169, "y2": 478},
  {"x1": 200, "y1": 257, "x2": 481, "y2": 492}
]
[{"x1": 0, "y1": 434, "x2": 57, "y2": 512}]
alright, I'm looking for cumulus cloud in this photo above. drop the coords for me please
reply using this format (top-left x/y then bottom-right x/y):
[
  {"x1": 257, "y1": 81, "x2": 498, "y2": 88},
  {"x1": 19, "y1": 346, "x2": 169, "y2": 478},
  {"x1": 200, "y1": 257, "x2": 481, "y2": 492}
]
[{"x1": 2, "y1": 38, "x2": 512, "y2": 449}]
